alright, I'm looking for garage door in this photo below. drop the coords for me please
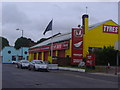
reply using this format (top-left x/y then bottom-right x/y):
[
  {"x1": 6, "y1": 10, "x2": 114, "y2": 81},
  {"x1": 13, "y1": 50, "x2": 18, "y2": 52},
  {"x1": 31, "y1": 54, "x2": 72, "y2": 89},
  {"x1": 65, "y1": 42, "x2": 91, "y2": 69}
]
[
  {"x1": 53, "y1": 51, "x2": 56, "y2": 56},
  {"x1": 44, "y1": 52, "x2": 49, "y2": 61},
  {"x1": 34, "y1": 53, "x2": 36, "y2": 60},
  {"x1": 58, "y1": 50, "x2": 65, "y2": 57},
  {"x1": 38, "y1": 52, "x2": 42, "y2": 60}
]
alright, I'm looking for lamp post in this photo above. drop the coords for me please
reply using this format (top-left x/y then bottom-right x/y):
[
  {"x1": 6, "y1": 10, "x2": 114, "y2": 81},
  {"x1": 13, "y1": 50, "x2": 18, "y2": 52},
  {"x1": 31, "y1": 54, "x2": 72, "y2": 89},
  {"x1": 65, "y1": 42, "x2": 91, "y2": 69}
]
[
  {"x1": 16, "y1": 28, "x2": 23, "y2": 37},
  {"x1": 16, "y1": 28, "x2": 24, "y2": 60}
]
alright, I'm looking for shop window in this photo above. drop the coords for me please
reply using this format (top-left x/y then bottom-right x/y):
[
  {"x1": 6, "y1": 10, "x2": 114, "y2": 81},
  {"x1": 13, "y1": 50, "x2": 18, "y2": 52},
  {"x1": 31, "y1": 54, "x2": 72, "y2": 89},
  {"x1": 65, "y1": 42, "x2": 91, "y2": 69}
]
[
  {"x1": 18, "y1": 56, "x2": 23, "y2": 60},
  {"x1": 8, "y1": 51, "x2": 11, "y2": 54},
  {"x1": 24, "y1": 51, "x2": 27, "y2": 54}
]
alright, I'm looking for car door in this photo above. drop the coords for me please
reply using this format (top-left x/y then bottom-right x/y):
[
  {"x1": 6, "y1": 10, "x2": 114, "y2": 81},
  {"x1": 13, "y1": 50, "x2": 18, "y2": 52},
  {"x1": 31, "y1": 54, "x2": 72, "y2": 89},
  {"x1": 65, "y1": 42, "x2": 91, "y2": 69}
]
[{"x1": 31, "y1": 61, "x2": 35, "y2": 69}]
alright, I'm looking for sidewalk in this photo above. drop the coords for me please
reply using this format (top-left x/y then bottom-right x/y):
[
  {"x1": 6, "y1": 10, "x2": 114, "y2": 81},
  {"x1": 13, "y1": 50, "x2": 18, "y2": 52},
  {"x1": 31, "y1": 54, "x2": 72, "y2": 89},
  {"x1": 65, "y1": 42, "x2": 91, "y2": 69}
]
[
  {"x1": 58, "y1": 66, "x2": 120, "y2": 77},
  {"x1": 92, "y1": 66, "x2": 120, "y2": 76}
]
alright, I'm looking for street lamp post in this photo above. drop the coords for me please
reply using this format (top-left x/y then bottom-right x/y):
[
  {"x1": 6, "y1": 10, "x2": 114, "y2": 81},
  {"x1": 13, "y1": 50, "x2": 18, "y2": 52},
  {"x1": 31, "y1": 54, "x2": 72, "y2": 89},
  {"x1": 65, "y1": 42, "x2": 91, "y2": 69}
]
[
  {"x1": 16, "y1": 28, "x2": 24, "y2": 60},
  {"x1": 16, "y1": 28, "x2": 23, "y2": 37}
]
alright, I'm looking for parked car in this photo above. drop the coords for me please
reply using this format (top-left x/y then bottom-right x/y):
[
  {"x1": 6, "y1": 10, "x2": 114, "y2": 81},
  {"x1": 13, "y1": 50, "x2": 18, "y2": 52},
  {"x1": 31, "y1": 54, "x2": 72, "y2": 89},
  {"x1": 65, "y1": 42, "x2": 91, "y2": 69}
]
[
  {"x1": 28, "y1": 60, "x2": 49, "y2": 71},
  {"x1": 12, "y1": 60, "x2": 17, "y2": 64},
  {"x1": 16, "y1": 60, "x2": 29, "y2": 69}
]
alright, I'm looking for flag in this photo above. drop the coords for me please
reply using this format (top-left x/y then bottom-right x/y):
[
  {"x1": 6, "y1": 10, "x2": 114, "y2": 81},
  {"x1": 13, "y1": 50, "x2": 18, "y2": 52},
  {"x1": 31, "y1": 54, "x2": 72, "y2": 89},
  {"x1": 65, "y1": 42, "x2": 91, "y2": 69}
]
[{"x1": 43, "y1": 19, "x2": 53, "y2": 35}]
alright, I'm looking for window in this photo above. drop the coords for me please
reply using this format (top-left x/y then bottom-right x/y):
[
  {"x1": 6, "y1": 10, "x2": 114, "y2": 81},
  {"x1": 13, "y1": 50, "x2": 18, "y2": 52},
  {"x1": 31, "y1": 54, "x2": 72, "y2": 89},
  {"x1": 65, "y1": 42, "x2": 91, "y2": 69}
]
[
  {"x1": 24, "y1": 51, "x2": 27, "y2": 54},
  {"x1": 8, "y1": 51, "x2": 11, "y2": 54}
]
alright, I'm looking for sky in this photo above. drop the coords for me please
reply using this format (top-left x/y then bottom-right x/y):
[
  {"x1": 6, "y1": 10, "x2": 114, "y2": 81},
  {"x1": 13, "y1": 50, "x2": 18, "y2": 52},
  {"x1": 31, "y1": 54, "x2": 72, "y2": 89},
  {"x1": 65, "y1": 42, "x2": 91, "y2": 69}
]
[{"x1": 1, "y1": 0, "x2": 119, "y2": 46}]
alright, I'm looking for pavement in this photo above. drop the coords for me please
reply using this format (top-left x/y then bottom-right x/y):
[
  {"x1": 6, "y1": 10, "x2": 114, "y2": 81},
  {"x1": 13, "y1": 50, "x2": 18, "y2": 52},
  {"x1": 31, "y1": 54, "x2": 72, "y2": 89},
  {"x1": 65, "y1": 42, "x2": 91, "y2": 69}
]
[{"x1": 58, "y1": 66, "x2": 120, "y2": 77}]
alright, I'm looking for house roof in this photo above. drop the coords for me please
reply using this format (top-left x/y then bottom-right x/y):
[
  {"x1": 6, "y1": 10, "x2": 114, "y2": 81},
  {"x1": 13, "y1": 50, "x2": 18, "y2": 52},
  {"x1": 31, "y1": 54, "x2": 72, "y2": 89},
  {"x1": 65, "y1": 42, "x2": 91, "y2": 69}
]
[
  {"x1": 88, "y1": 19, "x2": 118, "y2": 30},
  {"x1": 30, "y1": 20, "x2": 118, "y2": 49},
  {"x1": 30, "y1": 32, "x2": 71, "y2": 48}
]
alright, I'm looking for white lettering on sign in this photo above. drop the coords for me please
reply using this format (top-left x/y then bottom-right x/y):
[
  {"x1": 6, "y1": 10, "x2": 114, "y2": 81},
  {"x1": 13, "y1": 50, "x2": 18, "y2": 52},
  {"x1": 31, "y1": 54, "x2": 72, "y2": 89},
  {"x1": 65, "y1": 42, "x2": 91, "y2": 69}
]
[
  {"x1": 73, "y1": 59, "x2": 82, "y2": 63},
  {"x1": 73, "y1": 54, "x2": 82, "y2": 57},
  {"x1": 103, "y1": 25, "x2": 118, "y2": 34},
  {"x1": 87, "y1": 56, "x2": 92, "y2": 59}
]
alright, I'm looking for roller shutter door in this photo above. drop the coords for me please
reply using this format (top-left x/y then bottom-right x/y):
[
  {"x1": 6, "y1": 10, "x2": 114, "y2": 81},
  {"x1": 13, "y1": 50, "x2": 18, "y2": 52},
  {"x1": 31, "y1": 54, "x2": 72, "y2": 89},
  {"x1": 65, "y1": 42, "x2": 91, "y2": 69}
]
[
  {"x1": 58, "y1": 50, "x2": 65, "y2": 57},
  {"x1": 38, "y1": 52, "x2": 42, "y2": 60},
  {"x1": 53, "y1": 51, "x2": 56, "y2": 56},
  {"x1": 34, "y1": 53, "x2": 36, "y2": 60},
  {"x1": 44, "y1": 52, "x2": 49, "y2": 61}
]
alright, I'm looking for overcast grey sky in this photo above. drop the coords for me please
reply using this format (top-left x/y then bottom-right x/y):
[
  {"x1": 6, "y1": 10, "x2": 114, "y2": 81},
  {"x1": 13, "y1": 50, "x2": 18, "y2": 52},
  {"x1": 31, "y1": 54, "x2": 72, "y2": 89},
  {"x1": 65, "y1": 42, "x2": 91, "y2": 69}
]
[{"x1": 1, "y1": 1, "x2": 119, "y2": 46}]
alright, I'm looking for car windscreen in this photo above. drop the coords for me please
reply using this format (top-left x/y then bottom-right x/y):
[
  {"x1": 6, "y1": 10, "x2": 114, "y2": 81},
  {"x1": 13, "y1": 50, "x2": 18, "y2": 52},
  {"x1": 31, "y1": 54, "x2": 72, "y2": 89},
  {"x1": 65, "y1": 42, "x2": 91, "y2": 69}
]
[
  {"x1": 21, "y1": 61, "x2": 29, "y2": 63},
  {"x1": 34, "y1": 61, "x2": 45, "y2": 64}
]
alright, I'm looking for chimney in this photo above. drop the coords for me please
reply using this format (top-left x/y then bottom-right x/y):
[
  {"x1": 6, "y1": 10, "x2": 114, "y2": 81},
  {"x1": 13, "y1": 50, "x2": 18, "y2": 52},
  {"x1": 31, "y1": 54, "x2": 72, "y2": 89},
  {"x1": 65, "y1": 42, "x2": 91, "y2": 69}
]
[{"x1": 82, "y1": 14, "x2": 89, "y2": 34}]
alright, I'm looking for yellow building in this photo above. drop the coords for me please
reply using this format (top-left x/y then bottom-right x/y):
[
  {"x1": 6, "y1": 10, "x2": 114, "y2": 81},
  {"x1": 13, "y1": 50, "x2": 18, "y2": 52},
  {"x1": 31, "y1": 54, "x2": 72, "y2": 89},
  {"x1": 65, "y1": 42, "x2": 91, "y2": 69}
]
[
  {"x1": 82, "y1": 14, "x2": 119, "y2": 57},
  {"x1": 28, "y1": 14, "x2": 119, "y2": 65}
]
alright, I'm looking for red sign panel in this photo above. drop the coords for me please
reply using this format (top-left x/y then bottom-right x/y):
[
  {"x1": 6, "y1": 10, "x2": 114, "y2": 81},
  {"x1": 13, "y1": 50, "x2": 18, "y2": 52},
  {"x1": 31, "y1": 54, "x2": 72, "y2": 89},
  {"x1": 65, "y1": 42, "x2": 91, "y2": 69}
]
[
  {"x1": 86, "y1": 54, "x2": 95, "y2": 66},
  {"x1": 71, "y1": 28, "x2": 83, "y2": 65},
  {"x1": 103, "y1": 25, "x2": 118, "y2": 34},
  {"x1": 29, "y1": 42, "x2": 69, "y2": 53}
]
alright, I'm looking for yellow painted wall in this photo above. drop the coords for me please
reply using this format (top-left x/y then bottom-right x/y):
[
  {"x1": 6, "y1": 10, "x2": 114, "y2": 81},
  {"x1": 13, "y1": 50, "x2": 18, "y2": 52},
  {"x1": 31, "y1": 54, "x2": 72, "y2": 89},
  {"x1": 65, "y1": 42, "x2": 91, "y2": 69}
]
[
  {"x1": 65, "y1": 40, "x2": 72, "y2": 57},
  {"x1": 56, "y1": 50, "x2": 58, "y2": 56},
  {"x1": 83, "y1": 20, "x2": 119, "y2": 57},
  {"x1": 28, "y1": 53, "x2": 34, "y2": 62},
  {"x1": 47, "y1": 51, "x2": 52, "y2": 63},
  {"x1": 41, "y1": 52, "x2": 44, "y2": 60}
]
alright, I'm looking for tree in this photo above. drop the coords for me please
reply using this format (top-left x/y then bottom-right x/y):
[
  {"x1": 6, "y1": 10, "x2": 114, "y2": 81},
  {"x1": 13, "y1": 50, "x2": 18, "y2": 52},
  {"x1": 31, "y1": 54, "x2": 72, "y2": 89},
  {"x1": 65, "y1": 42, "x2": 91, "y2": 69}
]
[
  {"x1": 14, "y1": 37, "x2": 35, "y2": 49},
  {"x1": 93, "y1": 46, "x2": 117, "y2": 66},
  {"x1": 0, "y1": 36, "x2": 10, "y2": 49},
  {"x1": 36, "y1": 33, "x2": 61, "y2": 44},
  {"x1": 36, "y1": 38, "x2": 48, "y2": 44}
]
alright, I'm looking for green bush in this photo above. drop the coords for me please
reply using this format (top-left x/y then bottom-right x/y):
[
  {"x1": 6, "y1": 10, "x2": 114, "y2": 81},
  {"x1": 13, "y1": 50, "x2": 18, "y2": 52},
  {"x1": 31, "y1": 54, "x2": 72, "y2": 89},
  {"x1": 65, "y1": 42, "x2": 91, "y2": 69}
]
[{"x1": 93, "y1": 46, "x2": 117, "y2": 66}]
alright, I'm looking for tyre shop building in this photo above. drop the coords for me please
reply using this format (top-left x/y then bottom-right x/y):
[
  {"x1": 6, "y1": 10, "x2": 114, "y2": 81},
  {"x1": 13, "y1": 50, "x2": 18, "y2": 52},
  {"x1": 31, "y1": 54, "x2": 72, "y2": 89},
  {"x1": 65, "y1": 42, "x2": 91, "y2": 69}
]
[{"x1": 28, "y1": 14, "x2": 119, "y2": 65}]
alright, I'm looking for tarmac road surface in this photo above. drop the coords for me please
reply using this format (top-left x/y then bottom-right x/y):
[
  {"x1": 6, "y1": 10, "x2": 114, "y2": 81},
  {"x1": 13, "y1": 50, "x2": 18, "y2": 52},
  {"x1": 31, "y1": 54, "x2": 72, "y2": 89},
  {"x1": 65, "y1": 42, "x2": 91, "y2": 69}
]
[{"x1": 2, "y1": 64, "x2": 119, "y2": 88}]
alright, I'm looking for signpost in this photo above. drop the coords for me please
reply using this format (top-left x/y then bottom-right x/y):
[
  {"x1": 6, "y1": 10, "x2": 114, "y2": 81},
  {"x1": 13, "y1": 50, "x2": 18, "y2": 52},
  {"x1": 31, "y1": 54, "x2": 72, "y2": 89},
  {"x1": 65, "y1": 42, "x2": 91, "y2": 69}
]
[
  {"x1": 71, "y1": 28, "x2": 83, "y2": 65},
  {"x1": 86, "y1": 54, "x2": 96, "y2": 69},
  {"x1": 114, "y1": 40, "x2": 120, "y2": 75}
]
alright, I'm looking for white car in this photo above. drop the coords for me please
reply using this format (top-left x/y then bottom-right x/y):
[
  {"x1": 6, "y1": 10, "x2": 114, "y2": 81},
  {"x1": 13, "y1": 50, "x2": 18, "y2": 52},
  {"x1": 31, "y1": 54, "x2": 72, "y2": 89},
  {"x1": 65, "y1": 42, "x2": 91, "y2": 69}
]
[
  {"x1": 16, "y1": 60, "x2": 30, "y2": 69},
  {"x1": 28, "y1": 60, "x2": 49, "y2": 71},
  {"x1": 12, "y1": 60, "x2": 17, "y2": 64}
]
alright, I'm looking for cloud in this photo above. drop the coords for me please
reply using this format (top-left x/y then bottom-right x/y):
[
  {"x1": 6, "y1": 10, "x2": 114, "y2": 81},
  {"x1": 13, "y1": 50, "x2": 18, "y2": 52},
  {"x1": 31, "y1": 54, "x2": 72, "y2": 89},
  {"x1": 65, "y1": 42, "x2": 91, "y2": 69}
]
[
  {"x1": 2, "y1": 3, "x2": 30, "y2": 25},
  {"x1": 1, "y1": 2, "x2": 118, "y2": 46}
]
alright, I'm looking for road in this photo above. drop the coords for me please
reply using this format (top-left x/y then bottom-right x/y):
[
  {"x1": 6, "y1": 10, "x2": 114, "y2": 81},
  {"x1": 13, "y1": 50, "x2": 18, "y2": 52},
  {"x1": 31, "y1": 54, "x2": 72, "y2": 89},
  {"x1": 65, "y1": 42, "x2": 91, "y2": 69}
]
[{"x1": 2, "y1": 64, "x2": 119, "y2": 88}]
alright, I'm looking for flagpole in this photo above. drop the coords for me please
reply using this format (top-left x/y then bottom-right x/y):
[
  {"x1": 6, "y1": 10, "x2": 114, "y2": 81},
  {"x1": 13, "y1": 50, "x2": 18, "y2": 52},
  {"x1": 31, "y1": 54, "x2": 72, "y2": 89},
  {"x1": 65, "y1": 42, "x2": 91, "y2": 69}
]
[
  {"x1": 43, "y1": 19, "x2": 53, "y2": 62},
  {"x1": 51, "y1": 19, "x2": 53, "y2": 62}
]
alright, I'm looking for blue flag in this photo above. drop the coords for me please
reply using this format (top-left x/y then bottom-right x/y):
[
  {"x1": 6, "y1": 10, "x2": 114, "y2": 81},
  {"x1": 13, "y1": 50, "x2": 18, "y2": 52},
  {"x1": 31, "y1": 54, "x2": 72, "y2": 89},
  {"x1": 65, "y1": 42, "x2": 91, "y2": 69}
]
[{"x1": 43, "y1": 19, "x2": 53, "y2": 35}]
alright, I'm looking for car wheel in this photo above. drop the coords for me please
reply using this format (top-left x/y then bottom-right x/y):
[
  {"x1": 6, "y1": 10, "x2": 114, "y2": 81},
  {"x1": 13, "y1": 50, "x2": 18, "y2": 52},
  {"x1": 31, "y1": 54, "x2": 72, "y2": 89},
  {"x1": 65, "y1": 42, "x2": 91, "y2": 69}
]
[
  {"x1": 21, "y1": 65, "x2": 23, "y2": 69},
  {"x1": 28, "y1": 66, "x2": 31, "y2": 70},
  {"x1": 45, "y1": 69, "x2": 49, "y2": 72},
  {"x1": 33, "y1": 66, "x2": 36, "y2": 71}
]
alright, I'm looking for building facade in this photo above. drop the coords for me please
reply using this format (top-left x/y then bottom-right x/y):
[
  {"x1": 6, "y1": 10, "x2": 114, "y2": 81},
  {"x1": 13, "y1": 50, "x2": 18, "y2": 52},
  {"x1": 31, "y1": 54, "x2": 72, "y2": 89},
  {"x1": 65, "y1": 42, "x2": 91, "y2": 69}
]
[
  {"x1": 1, "y1": 46, "x2": 29, "y2": 63},
  {"x1": 28, "y1": 14, "x2": 119, "y2": 65}
]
